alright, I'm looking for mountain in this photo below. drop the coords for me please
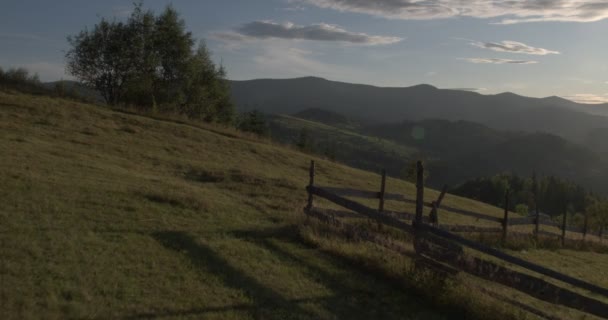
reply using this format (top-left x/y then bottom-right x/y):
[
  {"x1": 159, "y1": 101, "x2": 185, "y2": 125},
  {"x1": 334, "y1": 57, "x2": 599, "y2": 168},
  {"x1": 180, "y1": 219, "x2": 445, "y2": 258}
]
[
  {"x1": 230, "y1": 77, "x2": 608, "y2": 144},
  {"x1": 269, "y1": 109, "x2": 608, "y2": 193},
  {"x1": 292, "y1": 107, "x2": 358, "y2": 128},
  {"x1": 42, "y1": 80, "x2": 103, "y2": 102},
  {"x1": 360, "y1": 119, "x2": 511, "y2": 158},
  {"x1": 267, "y1": 113, "x2": 417, "y2": 176}
]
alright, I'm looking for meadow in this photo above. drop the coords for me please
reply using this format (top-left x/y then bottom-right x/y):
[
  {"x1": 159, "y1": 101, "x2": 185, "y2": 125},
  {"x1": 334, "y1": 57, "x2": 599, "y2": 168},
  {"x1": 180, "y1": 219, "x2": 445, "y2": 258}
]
[{"x1": 1, "y1": 90, "x2": 607, "y2": 319}]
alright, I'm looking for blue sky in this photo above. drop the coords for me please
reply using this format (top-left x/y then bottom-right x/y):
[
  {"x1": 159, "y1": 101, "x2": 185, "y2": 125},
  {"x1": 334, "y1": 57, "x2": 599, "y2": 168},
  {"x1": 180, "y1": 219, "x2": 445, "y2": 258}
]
[{"x1": 2, "y1": 0, "x2": 608, "y2": 103}]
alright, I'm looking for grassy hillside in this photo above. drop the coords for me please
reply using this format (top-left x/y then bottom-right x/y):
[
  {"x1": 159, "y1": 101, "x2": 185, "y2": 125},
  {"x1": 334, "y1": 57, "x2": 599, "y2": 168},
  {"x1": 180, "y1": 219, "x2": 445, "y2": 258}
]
[
  {"x1": 1, "y1": 91, "x2": 607, "y2": 319},
  {"x1": 267, "y1": 111, "x2": 608, "y2": 194},
  {"x1": 267, "y1": 114, "x2": 418, "y2": 177}
]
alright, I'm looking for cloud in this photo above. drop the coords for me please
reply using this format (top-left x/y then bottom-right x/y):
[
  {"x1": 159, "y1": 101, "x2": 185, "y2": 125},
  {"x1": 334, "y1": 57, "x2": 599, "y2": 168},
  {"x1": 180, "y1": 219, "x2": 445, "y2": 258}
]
[
  {"x1": 470, "y1": 40, "x2": 559, "y2": 55},
  {"x1": 248, "y1": 43, "x2": 362, "y2": 80},
  {"x1": 303, "y1": 0, "x2": 608, "y2": 24},
  {"x1": 0, "y1": 32, "x2": 44, "y2": 41},
  {"x1": 461, "y1": 58, "x2": 538, "y2": 64},
  {"x1": 213, "y1": 20, "x2": 402, "y2": 45},
  {"x1": 111, "y1": 6, "x2": 132, "y2": 17},
  {"x1": 562, "y1": 77, "x2": 594, "y2": 84},
  {"x1": 448, "y1": 87, "x2": 487, "y2": 92},
  {"x1": 561, "y1": 93, "x2": 608, "y2": 104},
  {"x1": 282, "y1": 5, "x2": 307, "y2": 11}
]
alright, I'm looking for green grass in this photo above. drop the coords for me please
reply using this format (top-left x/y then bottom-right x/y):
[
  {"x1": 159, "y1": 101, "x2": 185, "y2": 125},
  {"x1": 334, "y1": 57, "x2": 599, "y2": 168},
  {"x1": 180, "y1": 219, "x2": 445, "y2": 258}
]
[
  {"x1": 1, "y1": 90, "x2": 607, "y2": 319},
  {"x1": 268, "y1": 114, "x2": 418, "y2": 175}
]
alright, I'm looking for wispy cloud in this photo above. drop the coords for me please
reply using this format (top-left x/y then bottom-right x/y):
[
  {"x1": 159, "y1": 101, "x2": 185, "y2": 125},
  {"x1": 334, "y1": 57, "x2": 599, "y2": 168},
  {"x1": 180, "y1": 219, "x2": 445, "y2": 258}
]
[
  {"x1": 562, "y1": 93, "x2": 608, "y2": 104},
  {"x1": 460, "y1": 58, "x2": 538, "y2": 64},
  {"x1": 0, "y1": 32, "x2": 66, "y2": 47},
  {"x1": 212, "y1": 20, "x2": 402, "y2": 45},
  {"x1": 448, "y1": 87, "x2": 488, "y2": 92},
  {"x1": 111, "y1": 6, "x2": 132, "y2": 17},
  {"x1": 248, "y1": 43, "x2": 361, "y2": 80},
  {"x1": 303, "y1": 0, "x2": 608, "y2": 24},
  {"x1": 470, "y1": 40, "x2": 559, "y2": 55},
  {"x1": 562, "y1": 77, "x2": 594, "y2": 84},
  {"x1": 0, "y1": 32, "x2": 44, "y2": 41},
  {"x1": 282, "y1": 5, "x2": 307, "y2": 11}
]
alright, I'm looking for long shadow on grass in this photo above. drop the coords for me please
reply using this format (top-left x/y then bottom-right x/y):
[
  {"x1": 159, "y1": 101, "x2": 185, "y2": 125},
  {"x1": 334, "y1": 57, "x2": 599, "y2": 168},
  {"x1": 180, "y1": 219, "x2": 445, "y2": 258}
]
[
  {"x1": 257, "y1": 225, "x2": 562, "y2": 320},
  {"x1": 232, "y1": 225, "x2": 562, "y2": 320},
  {"x1": 148, "y1": 231, "x2": 321, "y2": 320},
  {"x1": 122, "y1": 298, "x2": 327, "y2": 320},
  {"x1": 231, "y1": 225, "x2": 450, "y2": 320}
]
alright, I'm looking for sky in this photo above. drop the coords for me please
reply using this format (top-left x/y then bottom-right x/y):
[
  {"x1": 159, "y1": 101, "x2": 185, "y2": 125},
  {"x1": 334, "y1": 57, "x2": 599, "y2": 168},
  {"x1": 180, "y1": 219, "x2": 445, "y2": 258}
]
[{"x1": 2, "y1": 0, "x2": 608, "y2": 103}]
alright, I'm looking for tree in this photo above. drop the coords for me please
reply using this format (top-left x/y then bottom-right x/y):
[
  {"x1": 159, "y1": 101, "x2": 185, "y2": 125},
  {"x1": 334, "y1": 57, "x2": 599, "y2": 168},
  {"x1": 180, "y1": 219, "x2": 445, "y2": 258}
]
[
  {"x1": 295, "y1": 128, "x2": 314, "y2": 152},
  {"x1": 65, "y1": 3, "x2": 234, "y2": 124},
  {"x1": 237, "y1": 110, "x2": 269, "y2": 136},
  {"x1": 402, "y1": 159, "x2": 428, "y2": 184},
  {"x1": 66, "y1": 18, "x2": 134, "y2": 105},
  {"x1": 586, "y1": 197, "x2": 608, "y2": 234},
  {"x1": 515, "y1": 204, "x2": 529, "y2": 216}
]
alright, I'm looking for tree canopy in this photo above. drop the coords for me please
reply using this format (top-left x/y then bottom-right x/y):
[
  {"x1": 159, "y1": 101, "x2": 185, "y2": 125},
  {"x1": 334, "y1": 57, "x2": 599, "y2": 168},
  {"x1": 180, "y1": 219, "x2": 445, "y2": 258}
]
[{"x1": 66, "y1": 3, "x2": 234, "y2": 124}]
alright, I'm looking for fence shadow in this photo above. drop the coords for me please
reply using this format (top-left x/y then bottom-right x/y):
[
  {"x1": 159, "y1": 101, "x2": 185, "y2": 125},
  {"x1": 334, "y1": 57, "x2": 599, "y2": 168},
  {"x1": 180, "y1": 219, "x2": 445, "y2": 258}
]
[
  {"x1": 145, "y1": 230, "x2": 321, "y2": 320},
  {"x1": 143, "y1": 227, "x2": 452, "y2": 320},
  {"x1": 231, "y1": 226, "x2": 462, "y2": 320}
]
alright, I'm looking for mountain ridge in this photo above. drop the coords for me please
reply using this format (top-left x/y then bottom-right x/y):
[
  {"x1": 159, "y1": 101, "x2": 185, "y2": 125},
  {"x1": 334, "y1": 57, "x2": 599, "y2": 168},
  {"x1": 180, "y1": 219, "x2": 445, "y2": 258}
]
[{"x1": 230, "y1": 76, "x2": 608, "y2": 143}]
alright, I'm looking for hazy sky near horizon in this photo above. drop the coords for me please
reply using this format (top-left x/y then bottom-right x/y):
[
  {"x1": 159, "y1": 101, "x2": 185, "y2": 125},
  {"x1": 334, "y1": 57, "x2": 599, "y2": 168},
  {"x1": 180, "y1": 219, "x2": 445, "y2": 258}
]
[{"x1": 2, "y1": 0, "x2": 608, "y2": 103}]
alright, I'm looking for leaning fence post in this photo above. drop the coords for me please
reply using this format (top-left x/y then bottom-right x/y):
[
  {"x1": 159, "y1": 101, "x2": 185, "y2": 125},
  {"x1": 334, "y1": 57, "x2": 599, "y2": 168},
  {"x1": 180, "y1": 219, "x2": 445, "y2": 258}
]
[
  {"x1": 414, "y1": 161, "x2": 424, "y2": 226},
  {"x1": 306, "y1": 160, "x2": 315, "y2": 211},
  {"x1": 502, "y1": 189, "x2": 510, "y2": 243},
  {"x1": 429, "y1": 185, "x2": 447, "y2": 226},
  {"x1": 378, "y1": 169, "x2": 386, "y2": 212},
  {"x1": 561, "y1": 211, "x2": 567, "y2": 247}
]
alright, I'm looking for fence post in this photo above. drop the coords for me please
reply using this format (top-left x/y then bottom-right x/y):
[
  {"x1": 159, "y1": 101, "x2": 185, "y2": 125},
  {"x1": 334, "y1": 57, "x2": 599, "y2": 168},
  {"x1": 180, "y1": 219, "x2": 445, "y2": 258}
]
[
  {"x1": 414, "y1": 161, "x2": 424, "y2": 227},
  {"x1": 561, "y1": 211, "x2": 567, "y2": 247},
  {"x1": 503, "y1": 189, "x2": 510, "y2": 243},
  {"x1": 533, "y1": 172, "x2": 540, "y2": 241},
  {"x1": 306, "y1": 160, "x2": 315, "y2": 211},
  {"x1": 378, "y1": 169, "x2": 386, "y2": 212},
  {"x1": 429, "y1": 185, "x2": 447, "y2": 226}
]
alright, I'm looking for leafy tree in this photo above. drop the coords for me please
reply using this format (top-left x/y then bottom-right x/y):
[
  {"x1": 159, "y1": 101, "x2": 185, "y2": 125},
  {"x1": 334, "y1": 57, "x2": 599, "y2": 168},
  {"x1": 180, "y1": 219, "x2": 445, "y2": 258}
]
[
  {"x1": 295, "y1": 128, "x2": 314, "y2": 152},
  {"x1": 0, "y1": 66, "x2": 45, "y2": 94},
  {"x1": 402, "y1": 159, "x2": 429, "y2": 184},
  {"x1": 66, "y1": 18, "x2": 134, "y2": 105},
  {"x1": 586, "y1": 197, "x2": 608, "y2": 234},
  {"x1": 453, "y1": 173, "x2": 589, "y2": 216},
  {"x1": 65, "y1": 3, "x2": 234, "y2": 124},
  {"x1": 237, "y1": 110, "x2": 269, "y2": 136},
  {"x1": 515, "y1": 204, "x2": 529, "y2": 216}
]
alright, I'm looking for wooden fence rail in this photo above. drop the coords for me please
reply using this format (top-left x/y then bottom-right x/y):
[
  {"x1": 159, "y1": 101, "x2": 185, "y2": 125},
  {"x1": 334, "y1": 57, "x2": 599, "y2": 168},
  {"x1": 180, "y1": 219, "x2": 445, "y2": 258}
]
[
  {"x1": 304, "y1": 160, "x2": 608, "y2": 318},
  {"x1": 315, "y1": 175, "x2": 602, "y2": 241}
]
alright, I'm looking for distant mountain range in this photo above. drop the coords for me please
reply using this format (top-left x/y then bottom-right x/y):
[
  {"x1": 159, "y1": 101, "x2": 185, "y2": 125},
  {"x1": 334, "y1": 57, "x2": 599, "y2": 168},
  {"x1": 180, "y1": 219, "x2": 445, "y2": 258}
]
[
  {"x1": 268, "y1": 108, "x2": 608, "y2": 192},
  {"x1": 230, "y1": 77, "x2": 608, "y2": 147},
  {"x1": 42, "y1": 80, "x2": 103, "y2": 102}
]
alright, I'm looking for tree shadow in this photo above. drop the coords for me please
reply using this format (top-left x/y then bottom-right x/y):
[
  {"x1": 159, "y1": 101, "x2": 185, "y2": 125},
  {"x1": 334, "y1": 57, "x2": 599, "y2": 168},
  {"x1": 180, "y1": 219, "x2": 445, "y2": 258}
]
[
  {"x1": 122, "y1": 298, "x2": 326, "y2": 320},
  {"x1": 148, "y1": 230, "x2": 322, "y2": 320},
  {"x1": 231, "y1": 225, "x2": 559, "y2": 320},
  {"x1": 230, "y1": 226, "x2": 449, "y2": 320}
]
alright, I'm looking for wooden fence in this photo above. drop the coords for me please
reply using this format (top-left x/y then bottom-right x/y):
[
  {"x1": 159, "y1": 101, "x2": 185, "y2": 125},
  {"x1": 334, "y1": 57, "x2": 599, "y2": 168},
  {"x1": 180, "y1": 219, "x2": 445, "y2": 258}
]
[
  {"x1": 304, "y1": 160, "x2": 608, "y2": 319},
  {"x1": 309, "y1": 163, "x2": 603, "y2": 243}
]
